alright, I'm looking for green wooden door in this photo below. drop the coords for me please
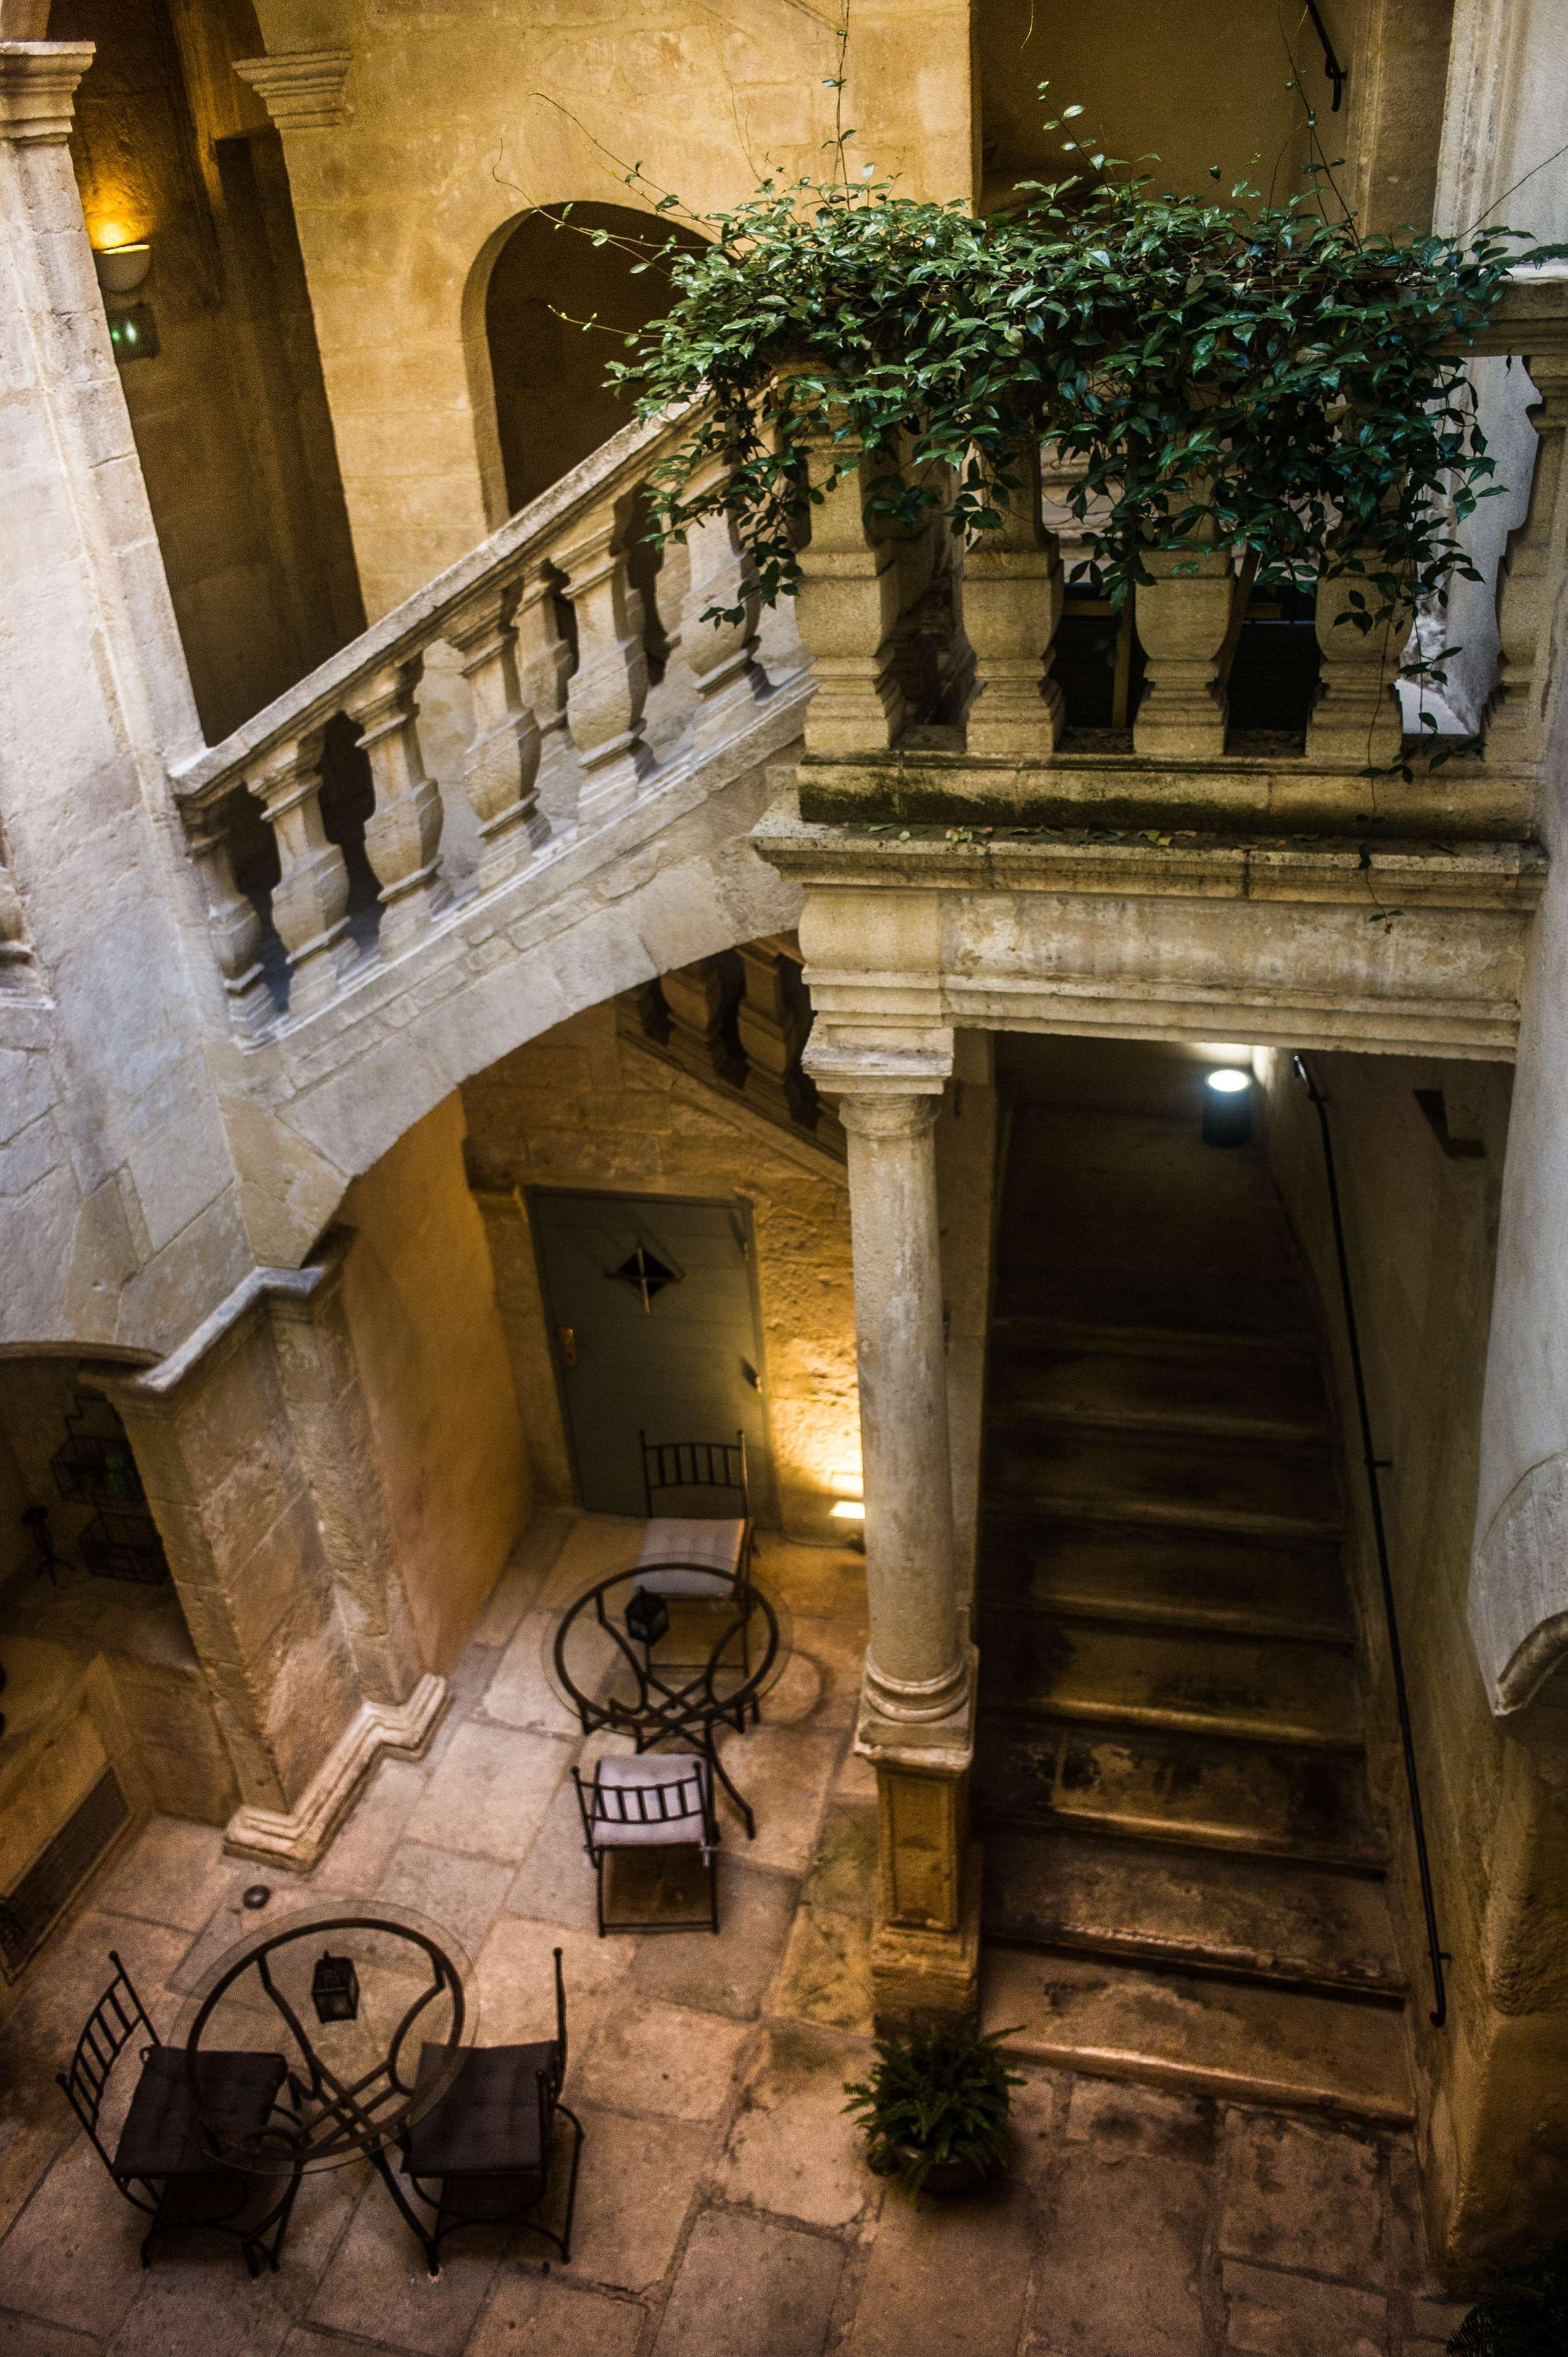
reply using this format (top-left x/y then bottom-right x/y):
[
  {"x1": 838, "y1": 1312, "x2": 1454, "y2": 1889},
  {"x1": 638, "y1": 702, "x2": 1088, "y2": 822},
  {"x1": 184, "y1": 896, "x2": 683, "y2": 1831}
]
[{"x1": 528, "y1": 1189, "x2": 776, "y2": 1522}]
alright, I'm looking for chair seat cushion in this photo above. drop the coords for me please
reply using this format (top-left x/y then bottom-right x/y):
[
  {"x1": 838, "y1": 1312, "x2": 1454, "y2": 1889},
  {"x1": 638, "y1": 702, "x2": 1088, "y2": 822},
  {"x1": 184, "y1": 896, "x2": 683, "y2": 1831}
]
[
  {"x1": 114, "y1": 2046, "x2": 287, "y2": 2181},
  {"x1": 635, "y1": 1519, "x2": 746, "y2": 1594},
  {"x1": 590, "y1": 1751, "x2": 713, "y2": 1849},
  {"x1": 402, "y1": 2043, "x2": 557, "y2": 2178}
]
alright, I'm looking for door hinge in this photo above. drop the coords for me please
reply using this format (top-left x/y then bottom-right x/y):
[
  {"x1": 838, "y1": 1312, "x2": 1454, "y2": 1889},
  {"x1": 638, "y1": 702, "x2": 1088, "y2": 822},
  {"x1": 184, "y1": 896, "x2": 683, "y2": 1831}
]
[{"x1": 558, "y1": 1325, "x2": 576, "y2": 1367}]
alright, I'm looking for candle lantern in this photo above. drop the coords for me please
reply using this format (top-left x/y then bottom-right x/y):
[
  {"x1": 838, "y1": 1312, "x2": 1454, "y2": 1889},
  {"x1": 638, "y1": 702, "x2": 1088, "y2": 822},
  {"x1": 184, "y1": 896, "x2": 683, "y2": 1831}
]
[{"x1": 311, "y1": 1950, "x2": 360, "y2": 2023}]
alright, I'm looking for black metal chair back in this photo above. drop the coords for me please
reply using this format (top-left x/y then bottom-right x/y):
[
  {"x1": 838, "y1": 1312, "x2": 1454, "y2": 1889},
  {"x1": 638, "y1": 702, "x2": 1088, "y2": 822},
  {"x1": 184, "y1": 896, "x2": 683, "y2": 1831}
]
[
  {"x1": 574, "y1": 1762, "x2": 715, "y2": 1852},
  {"x1": 639, "y1": 1430, "x2": 750, "y2": 1520},
  {"x1": 56, "y1": 1949, "x2": 158, "y2": 2180}
]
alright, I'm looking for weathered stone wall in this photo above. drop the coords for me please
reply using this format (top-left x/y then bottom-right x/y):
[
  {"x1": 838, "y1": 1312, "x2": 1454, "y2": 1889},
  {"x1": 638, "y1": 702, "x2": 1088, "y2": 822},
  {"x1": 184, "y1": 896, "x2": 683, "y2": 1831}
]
[
  {"x1": 58, "y1": 0, "x2": 360, "y2": 738},
  {"x1": 242, "y1": 0, "x2": 975, "y2": 616},
  {"x1": 337, "y1": 1093, "x2": 528, "y2": 1673},
  {"x1": 1260, "y1": 1048, "x2": 1568, "y2": 2272}
]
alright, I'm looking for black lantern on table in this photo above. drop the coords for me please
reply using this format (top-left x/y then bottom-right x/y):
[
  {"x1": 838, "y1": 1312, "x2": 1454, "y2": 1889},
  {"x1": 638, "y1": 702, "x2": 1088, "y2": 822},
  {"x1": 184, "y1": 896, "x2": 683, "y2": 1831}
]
[
  {"x1": 311, "y1": 1950, "x2": 360, "y2": 2022},
  {"x1": 624, "y1": 1586, "x2": 670, "y2": 1647}
]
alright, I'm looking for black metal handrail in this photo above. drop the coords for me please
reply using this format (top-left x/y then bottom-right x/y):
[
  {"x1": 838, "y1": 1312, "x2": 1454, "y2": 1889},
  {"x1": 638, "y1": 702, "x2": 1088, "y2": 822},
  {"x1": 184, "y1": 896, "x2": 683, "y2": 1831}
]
[{"x1": 1293, "y1": 1054, "x2": 1448, "y2": 2028}]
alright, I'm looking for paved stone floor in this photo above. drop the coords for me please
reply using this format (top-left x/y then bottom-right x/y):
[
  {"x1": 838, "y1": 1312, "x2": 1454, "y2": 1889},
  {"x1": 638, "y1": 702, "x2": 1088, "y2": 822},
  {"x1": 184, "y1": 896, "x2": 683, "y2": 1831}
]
[{"x1": 0, "y1": 1513, "x2": 1469, "y2": 2356}]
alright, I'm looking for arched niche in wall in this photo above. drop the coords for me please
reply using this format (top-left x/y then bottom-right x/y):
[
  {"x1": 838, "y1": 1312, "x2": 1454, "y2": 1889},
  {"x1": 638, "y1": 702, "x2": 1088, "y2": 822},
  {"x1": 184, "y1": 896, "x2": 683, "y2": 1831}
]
[{"x1": 476, "y1": 203, "x2": 705, "y2": 518}]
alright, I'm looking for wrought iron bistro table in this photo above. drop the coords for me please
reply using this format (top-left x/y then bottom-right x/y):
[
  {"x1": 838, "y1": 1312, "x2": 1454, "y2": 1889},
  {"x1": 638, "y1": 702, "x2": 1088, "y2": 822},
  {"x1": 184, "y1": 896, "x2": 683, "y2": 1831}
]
[
  {"x1": 174, "y1": 1900, "x2": 475, "y2": 2274},
  {"x1": 549, "y1": 1561, "x2": 784, "y2": 1836}
]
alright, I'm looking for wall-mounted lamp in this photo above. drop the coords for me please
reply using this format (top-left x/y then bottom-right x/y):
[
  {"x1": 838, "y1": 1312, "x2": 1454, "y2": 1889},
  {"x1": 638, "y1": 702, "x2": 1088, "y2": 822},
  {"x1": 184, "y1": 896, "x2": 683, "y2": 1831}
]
[
  {"x1": 1201, "y1": 1066, "x2": 1254, "y2": 1148},
  {"x1": 93, "y1": 241, "x2": 152, "y2": 297}
]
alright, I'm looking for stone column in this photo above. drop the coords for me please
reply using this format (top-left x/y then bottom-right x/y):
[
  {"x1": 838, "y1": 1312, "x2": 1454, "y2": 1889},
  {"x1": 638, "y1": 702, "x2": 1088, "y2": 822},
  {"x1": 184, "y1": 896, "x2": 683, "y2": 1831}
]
[
  {"x1": 246, "y1": 729, "x2": 356, "y2": 1016},
  {"x1": 182, "y1": 796, "x2": 274, "y2": 1038},
  {"x1": 809, "y1": 1039, "x2": 980, "y2": 2022},
  {"x1": 447, "y1": 574, "x2": 549, "y2": 888},
  {"x1": 554, "y1": 493, "x2": 651, "y2": 824},
  {"x1": 793, "y1": 435, "x2": 907, "y2": 757}
]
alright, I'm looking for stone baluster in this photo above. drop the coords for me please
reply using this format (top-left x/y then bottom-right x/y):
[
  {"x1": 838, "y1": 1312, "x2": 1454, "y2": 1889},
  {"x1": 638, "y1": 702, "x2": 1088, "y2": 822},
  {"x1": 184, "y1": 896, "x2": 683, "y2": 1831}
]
[
  {"x1": 1488, "y1": 349, "x2": 1568, "y2": 765},
  {"x1": 1132, "y1": 521, "x2": 1236, "y2": 758},
  {"x1": 661, "y1": 957, "x2": 747, "y2": 1088},
  {"x1": 183, "y1": 797, "x2": 273, "y2": 1035},
  {"x1": 447, "y1": 576, "x2": 549, "y2": 889},
  {"x1": 1305, "y1": 561, "x2": 1410, "y2": 765},
  {"x1": 805, "y1": 1037, "x2": 978, "y2": 2023},
  {"x1": 343, "y1": 656, "x2": 449, "y2": 954},
  {"x1": 679, "y1": 491, "x2": 763, "y2": 753},
  {"x1": 793, "y1": 433, "x2": 906, "y2": 756},
  {"x1": 735, "y1": 940, "x2": 818, "y2": 1133},
  {"x1": 552, "y1": 493, "x2": 651, "y2": 825},
  {"x1": 961, "y1": 449, "x2": 1066, "y2": 757},
  {"x1": 246, "y1": 729, "x2": 356, "y2": 1018}
]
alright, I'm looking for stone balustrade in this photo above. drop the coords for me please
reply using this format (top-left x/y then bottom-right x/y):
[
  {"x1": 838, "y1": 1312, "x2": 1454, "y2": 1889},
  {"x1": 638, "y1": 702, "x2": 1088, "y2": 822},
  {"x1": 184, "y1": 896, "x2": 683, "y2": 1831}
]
[
  {"x1": 172, "y1": 279, "x2": 1567, "y2": 1034},
  {"x1": 172, "y1": 404, "x2": 799, "y2": 1034}
]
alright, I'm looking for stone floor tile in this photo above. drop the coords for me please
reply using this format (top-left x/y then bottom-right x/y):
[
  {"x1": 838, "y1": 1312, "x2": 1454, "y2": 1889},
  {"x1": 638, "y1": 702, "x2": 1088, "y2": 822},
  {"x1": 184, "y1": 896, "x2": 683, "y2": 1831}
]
[
  {"x1": 0, "y1": 2315, "x2": 101, "y2": 2356},
  {"x1": 0, "y1": 2127, "x2": 155, "y2": 2340},
  {"x1": 651, "y1": 2206, "x2": 846, "y2": 2357},
  {"x1": 468, "y1": 2269, "x2": 645, "y2": 2356},
  {"x1": 628, "y1": 1862, "x2": 799, "y2": 2019},
  {"x1": 1033, "y1": 2146, "x2": 1211, "y2": 2357},
  {"x1": 1222, "y1": 2259, "x2": 1388, "y2": 2356},
  {"x1": 773, "y1": 1902, "x2": 874, "y2": 2035},
  {"x1": 168, "y1": 1886, "x2": 356, "y2": 1997},
  {"x1": 834, "y1": 1747, "x2": 879, "y2": 1805},
  {"x1": 761, "y1": 1647, "x2": 826, "y2": 1727},
  {"x1": 422, "y1": 1646, "x2": 504, "y2": 1768},
  {"x1": 506, "y1": 1781, "x2": 600, "y2": 1933},
  {"x1": 1409, "y1": 2293, "x2": 1472, "y2": 2342},
  {"x1": 93, "y1": 1817, "x2": 241, "y2": 1935},
  {"x1": 1385, "y1": 2141, "x2": 1441, "y2": 2291},
  {"x1": 781, "y1": 1615, "x2": 867, "y2": 1730},
  {"x1": 759, "y1": 1538, "x2": 869, "y2": 1628},
  {"x1": 279, "y1": 2333, "x2": 372, "y2": 2356},
  {"x1": 1219, "y1": 2109, "x2": 1384, "y2": 2280},
  {"x1": 304, "y1": 2175, "x2": 499, "y2": 2356},
  {"x1": 481, "y1": 1610, "x2": 595, "y2": 1740},
  {"x1": 469, "y1": 1538, "x2": 553, "y2": 1647},
  {"x1": 1064, "y1": 2073, "x2": 1218, "y2": 2164},
  {"x1": 472, "y1": 1913, "x2": 633, "y2": 2058},
  {"x1": 708, "y1": 2021, "x2": 875, "y2": 2229},
  {"x1": 106, "y1": 2259, "x2": 295, "y2": 2357},
  {"x1": 376, "y1": 1844, "x2": 516, "y2": 1962},
  {"x1": 712, "y1": 1730, "x2": 840, "y2": 1875},
  {"x1": 846, "y1": 2175, "x2": 1034, "y2": 2357},
  {"x1": 1006, "y1": 2065, "x2": 1065, "y2": 2185},
  {"x1": 406, "y1": 1722, "x2": 576, "y2": 1863},
  {"x1": 574, "y1": 1994, "x2": 751, "y2": 2123},
  {"x1": 304, "y1": 1761, "x2": 427, "y2": 1897},
  {"x1": 799, "y1": 1804, "x2": 876, "y2": 1918},
  {"x1": 565, "y1": 2103, "x2": 709, "y2": 2293}
]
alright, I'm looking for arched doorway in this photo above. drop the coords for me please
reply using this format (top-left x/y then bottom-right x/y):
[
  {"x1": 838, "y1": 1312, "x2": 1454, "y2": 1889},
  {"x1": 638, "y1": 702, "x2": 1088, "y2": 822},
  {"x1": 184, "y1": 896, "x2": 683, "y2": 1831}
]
[{"x1": 484, "y1": 203, "x2": 703, "y2": 514}]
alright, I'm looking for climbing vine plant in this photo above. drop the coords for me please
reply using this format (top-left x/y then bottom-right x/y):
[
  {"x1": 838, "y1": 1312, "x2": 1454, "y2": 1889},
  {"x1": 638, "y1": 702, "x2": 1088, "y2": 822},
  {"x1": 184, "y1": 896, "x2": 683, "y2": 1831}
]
[{"x1": 600, "y1": 124, "x2": 1550, "y2": 664}]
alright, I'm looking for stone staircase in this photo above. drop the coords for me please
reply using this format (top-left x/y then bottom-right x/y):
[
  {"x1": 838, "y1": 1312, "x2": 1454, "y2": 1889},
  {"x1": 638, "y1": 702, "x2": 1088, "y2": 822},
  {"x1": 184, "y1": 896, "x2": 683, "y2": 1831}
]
[{"x1": 976, "y1": 1052, "x2": 1414, "y2": 2124}]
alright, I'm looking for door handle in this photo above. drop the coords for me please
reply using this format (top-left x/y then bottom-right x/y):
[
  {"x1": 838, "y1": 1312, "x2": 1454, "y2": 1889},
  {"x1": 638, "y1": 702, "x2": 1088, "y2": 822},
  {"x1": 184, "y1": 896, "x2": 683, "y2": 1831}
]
[
  {"x1": 558, "y1": 1326, "x2": 576, "y2": 1368},
  {"x1": 741, "y1": 1358, "x2": 760, "y2": 1391}
]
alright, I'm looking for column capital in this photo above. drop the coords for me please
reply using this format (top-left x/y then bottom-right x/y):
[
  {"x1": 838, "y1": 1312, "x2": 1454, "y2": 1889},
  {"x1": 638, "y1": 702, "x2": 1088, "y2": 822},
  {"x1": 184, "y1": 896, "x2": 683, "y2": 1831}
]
[
  {"x1": 234, "y1": 48, "x2": 352, "y2": 133},
  {"x1": 801, "y1": 1031, "x2": 954, "y2": 1101},
  {"x1": 836, "y1": 1091, "x2": 943, "y2": 1142},
  {"x1": 0, "y1": 41, "x2": 95, "y2": 145}
]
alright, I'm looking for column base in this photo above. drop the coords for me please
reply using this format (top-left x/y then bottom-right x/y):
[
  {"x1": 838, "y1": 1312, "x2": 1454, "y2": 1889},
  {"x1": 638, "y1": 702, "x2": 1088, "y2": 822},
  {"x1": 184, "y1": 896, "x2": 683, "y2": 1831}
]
[
  {"x1": 871, "y1": 1840, "x2": 983, "y2": 2029},
  {"x1": 224, "y1": 1671, "x2": 448, "y2": 1871}
]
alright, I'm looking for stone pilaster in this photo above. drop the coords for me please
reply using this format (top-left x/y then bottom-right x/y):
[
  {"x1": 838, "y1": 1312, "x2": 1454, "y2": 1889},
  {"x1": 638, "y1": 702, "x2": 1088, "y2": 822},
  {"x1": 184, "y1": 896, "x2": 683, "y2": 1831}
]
[
  {"x1": 807, "y1": 1035, "x2": 980, "y2": 2024},
  {"x1": 98, "y1": 1260, "x2": 446, "y2": 1870}
]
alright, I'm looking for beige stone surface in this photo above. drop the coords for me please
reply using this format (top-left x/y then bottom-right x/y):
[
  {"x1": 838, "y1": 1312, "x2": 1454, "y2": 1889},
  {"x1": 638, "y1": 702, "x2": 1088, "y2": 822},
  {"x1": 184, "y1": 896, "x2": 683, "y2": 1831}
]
[
  {"x1": 1221, "y1": 2260, "x2": 1387, "y2": 2357},
  {"x1": 468, "y1": 2274, "x2": 645, "y2": 2357},
  {"x1": 649, "y1": 2207, "x2": 846, "y2": 2357},
  {"x1": 575, "y1": 1994, "x2": 751, "y2": 2124},
  {"x1": 844, "y1": 2176, "x2": 1035, "y2": 2357},
  {"x1": 709, "y1": 2021, "x2": 876, "y2": 2229},
  {"x1": 405, "y1": 1719, "x2": 574, "y2": 1862}
]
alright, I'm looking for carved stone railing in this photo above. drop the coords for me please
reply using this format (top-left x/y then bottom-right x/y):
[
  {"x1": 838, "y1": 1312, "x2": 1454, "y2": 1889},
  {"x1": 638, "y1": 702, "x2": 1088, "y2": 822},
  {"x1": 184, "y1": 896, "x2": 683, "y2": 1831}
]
[
  {"x1": 171, "y1": 406, "x2": 803, "y2": 1036},
  {"x1": 172, "y1": 281, "x2": 1565, "y2": 1037},
  {"x1": 788, "y1": 275, "x2": 1568, "y2": 830}
]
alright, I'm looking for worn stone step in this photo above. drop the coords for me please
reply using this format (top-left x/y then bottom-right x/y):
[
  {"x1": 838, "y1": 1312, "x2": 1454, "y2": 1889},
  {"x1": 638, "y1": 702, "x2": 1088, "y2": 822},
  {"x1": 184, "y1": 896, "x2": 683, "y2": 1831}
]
[
  {"x1": 985, "y1": 1426, "x2": 1341, "y2": 1542},
  {"x1": 974, "y1": 1712, "x2": 1388, "y2": 1868},
  {"x1": 987, "y1": 1340, "x2": 1330, "y2": 1445},
  {"x1": 994, "y1": 1260, "x2": 1316, "y2": 1341},
  {"x1": 982, "y1": 1520, "x2": 1354, "y2": 1646},
  {"x1": 983, "y1": 1946, "x2": 1413, "y2": 2126},
  {"x1": 983, "y1": 1825, "x2": 1405, "y2": 1997},
  {"x1": 976, "y1": 1612, "x2": 1363, "y2": 1747},
  {"x1": 991, "y1": 1314, "x2": 1321, "y2": 1366}
]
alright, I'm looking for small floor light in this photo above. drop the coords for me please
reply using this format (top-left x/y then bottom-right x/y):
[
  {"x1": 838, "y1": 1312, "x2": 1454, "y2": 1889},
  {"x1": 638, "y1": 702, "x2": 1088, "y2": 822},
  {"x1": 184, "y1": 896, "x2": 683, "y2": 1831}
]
[
  {"x1": 311, "y1": 1951, "x2": 360, "y2": 2023},
  {"x1": 624, "y1": 1586, "x2": 670, "y2": 1647},
  {"x1": 1202, "y1": 1066, "x2": 1254, "y2": 1147}
]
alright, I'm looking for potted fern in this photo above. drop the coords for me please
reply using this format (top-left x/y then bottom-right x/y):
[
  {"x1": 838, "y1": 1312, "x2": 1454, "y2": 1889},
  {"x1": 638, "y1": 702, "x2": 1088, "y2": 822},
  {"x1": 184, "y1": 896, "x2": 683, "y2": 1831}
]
[
  {"x1": 1450, "y1": 2244, "x2": 1568, "y2": 2353},
  {"x1": 843, "y1": 2021, "x2": 1023, "y2": 2197}
]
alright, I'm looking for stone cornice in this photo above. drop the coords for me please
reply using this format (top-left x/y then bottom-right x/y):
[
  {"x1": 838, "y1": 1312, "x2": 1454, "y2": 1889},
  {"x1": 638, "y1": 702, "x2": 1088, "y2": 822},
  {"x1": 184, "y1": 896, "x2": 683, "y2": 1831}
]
[
  {"x1": 0, "y1": 41, "x2": 95, "y2": 145},
  {"x1": 234, "y1": 47, "x2": 352, "y2": 133}
]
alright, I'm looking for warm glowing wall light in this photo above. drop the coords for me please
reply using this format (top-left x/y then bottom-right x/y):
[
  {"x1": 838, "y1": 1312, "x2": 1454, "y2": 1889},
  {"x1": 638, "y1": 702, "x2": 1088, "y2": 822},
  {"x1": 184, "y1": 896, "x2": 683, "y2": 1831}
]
[
  {"x1": 94, "y1": 241, "x2": 152, "y2": 296},
  {"x1": 828, "y1": 1466, "x2": 865, "y2": 1522},
  {"x1": 830, "y1": 1500, "x2": 865, "y2": 1522}
]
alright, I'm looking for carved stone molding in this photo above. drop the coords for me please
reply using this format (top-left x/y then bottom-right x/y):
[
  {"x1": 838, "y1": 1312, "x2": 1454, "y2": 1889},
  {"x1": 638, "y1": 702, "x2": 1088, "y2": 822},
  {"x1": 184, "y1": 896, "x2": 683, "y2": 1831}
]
[
  {"x1": 0, "y1": 41, "x2": 95, "y2": 145},
  {"x1": 234, "y1": 48, "x2": 352, "y2": 133}
]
